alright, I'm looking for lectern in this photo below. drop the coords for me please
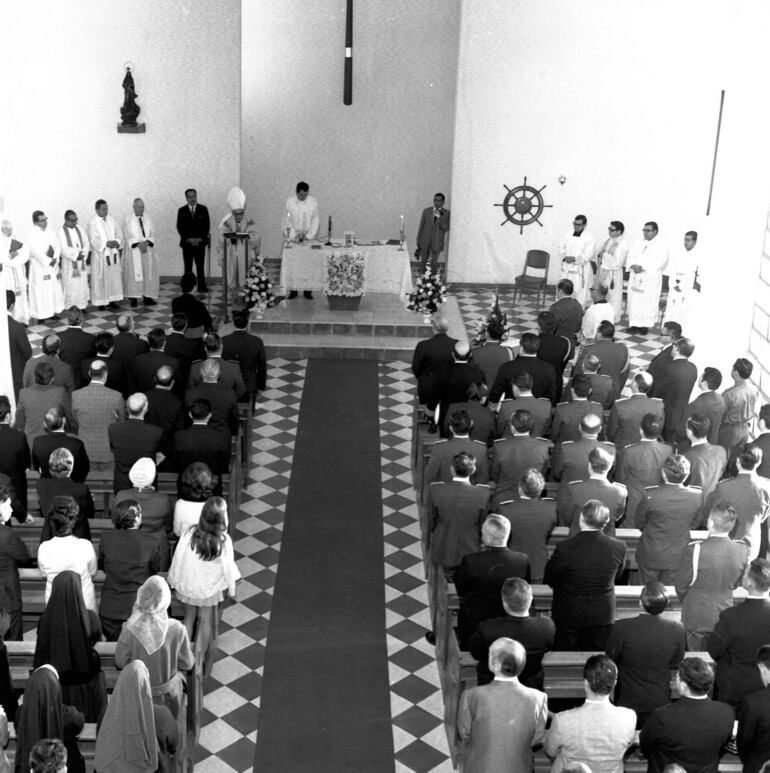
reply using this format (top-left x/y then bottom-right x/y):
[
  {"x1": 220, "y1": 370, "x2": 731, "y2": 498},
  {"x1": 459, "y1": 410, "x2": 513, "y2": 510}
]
[{"x1": 221, "y1": 232, "x2": 250, "y2": 323}]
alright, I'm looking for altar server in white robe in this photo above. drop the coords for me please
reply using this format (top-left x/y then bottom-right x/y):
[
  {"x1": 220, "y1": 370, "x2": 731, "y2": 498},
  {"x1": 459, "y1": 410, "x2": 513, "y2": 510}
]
[
  {"x1": 88, "y1": 199, "x2": 123, "y2": 309},
  {"x1": 596, "y1": 220, "x2": 628, "y2": 321},
  {"x1": 0, "y1": 269, "x2": 15, "y2": 413},
  {"x1": 663, "y1": 230, "x2": 699, "y2": 329},
  {"x1": 218, "y1": 187, "x2": 260, "y2": 291},
  {"x1": 281, "y1": 181, "x2": 319, "y2": 242},
  {"x1": 557, "y1": 214, "x2": 596, "y2": 305},
  {"x1": 123, "y1": 197, "x2": 159, "y2": 306},
  {"x1": 0, "y1": 220, "x2": 30, "y2": 324},
  {"x1": 28, "y1": 210, "x2": 64, "y2": 323},
  {"x1": 57, "y1": 210, "x2": 90, "y2": 311},
  {"x1": 625, "y1": 220, "x2": 668, "y2": 334}
]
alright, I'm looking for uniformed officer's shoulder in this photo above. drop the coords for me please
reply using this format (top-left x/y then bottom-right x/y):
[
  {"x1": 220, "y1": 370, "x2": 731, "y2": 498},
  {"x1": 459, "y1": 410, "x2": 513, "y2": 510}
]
[
  {"x1": 568, "y1": 479, "x2": 584, "y2": 486},
  {"x1": 561, "y1": 440, "x2": 575, "y2": 446},
  {"x1": 614, "y1": 482, "x2": 627, "y2": 490},
  {"x1": 498, "y1": 499, "x2": 515, "y2": 506},
  {"x1": 429, "y1": 481, "x2": 445, "y2": 486},
  {"x1": 470, "y1": 439, "x2": 487, "y2": 447},
  {"x1": 661, "y1": 442, "x2": 675, "y2": 451},
  {"x1": 533, "y1": 436, "x2": 553, "y2": 444},
  {"x1": 556, "y1": 401, "x2": 569, "y2": 407},
  {"x1": 535, "y1": 397, "x2": 551, "y2": 404},
  {"x1": 623, "y1": 442, "x2": 640, "y2": 450},
  {"x1": 541, "y1": 496, "x2": 555, "y2": 502},
  {"x1": 599, "y1": 441, "x2": 615, "y2": 449},
  {"x1": 597, "y1": 373, "x2": 612, "y2": 381},
  {"x1": 433, "y1": 439, "x2": 449, "y2": 445},
  {"x1": 643, "y1": 485, "x2": 658, "y2": 490},
  {"x1": 493, "y1": 438, "x2": 507, "y2": 444},
  {"x1": 649, "y1": 397, "x2": 664, "y2": 402},
  {"x1": 475, "y1": 483, "x2": 492, "y2": 490},
  {"x1": 614, "y1": 397, "x2": 631, "y2": 404},
  {"x1": 191, "y1": 358, "x2": 204, "y2": 364}
]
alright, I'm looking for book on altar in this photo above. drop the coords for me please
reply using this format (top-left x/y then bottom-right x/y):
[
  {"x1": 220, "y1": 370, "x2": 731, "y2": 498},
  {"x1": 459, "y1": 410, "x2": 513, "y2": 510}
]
[{"x1": 223, "y1": 232, "x2": 250, "y2": 238}]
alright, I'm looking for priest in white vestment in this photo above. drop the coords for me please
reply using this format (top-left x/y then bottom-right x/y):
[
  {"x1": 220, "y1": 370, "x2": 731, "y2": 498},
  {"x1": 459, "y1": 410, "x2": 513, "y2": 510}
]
[
  {"x1": 218, "y1": 187, "x2": 261, "y2": 297},
  {"x1": 557, "y1": 214, "x2": 596, "y2": 305},
  {"x1": 57, "y1": 210, "x2": 90, "y2": 311},
  {"x1": 88, "y1": 199, "x2": 123, "y2": 309},
  {"x1": 595, "y1": 220, "x2": 628, "y2": 322},
  {"x1": 0, "y1": 220, "x2": 30, "y2": 324},
  {"x1": 663, "y1": 230, "x2": 699, "y2": 329},
  {"x1": 0, "y1": 269, "x2": 15, "y2": 413},
  {"x1": 27, "y1": 211, "x2": 64, "y2": 323},
  {"x1": 625, "y1": 221, "x2": 668, "y2": 334},
  {"x1": 281, "y1": 181, "x2": 319, "y2": 242},
  {"x1": 123, "y1": 198, "x2": 159, "y2": 306}
]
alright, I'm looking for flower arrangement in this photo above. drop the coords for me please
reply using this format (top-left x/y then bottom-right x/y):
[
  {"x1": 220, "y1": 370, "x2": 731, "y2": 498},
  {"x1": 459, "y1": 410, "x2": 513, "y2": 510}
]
[
  {"x1": 407, "y1": 260, "x2": 447, "y2": 315},
  {"x1": 322, "y1": 251, "x2": 367, "y2": 296},
  {"x1": 239, "y1": 256, "x2": 274, "y2": 312},
  {"x1": 471, "y1": 288, "x2": 515, "y2": 345}
]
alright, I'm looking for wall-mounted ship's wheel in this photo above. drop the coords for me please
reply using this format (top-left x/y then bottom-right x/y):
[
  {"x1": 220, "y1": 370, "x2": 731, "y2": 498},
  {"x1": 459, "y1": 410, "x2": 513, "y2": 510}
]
[{"x1": 494, "y1": 176, "x2": 552, "y2": 234}]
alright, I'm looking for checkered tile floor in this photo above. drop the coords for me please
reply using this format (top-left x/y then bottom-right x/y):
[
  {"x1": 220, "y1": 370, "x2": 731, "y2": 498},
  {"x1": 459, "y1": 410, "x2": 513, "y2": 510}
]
[{"x1": 23, "y1": 284, "x2": 663, "y2": 772}]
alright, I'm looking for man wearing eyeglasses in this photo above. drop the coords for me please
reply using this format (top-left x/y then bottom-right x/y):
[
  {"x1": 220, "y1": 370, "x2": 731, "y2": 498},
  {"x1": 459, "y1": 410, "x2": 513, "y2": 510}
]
[
  {"x1": 596, "y1": 221, "x2": 628, "y2": 321},
  {"x1": 557, "y1": 215, "x2": 596, "y2": 306},
  {"x1": 625, "y1": 221, "x2": 668, "y2": 335},
  {"x1": 58, "y1": 210, "x2": 90, "y2": 311}
]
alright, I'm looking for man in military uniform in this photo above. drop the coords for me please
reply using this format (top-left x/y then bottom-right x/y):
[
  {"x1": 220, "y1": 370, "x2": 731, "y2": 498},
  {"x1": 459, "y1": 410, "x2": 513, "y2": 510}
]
[
  {"x1": 607, "y1": 372, "x2": 665, "y2": 464},
  {"x1": 552, "y1": 413, "x2": 616, "y2": 488},
  {"x1": 495, "y1": 371, "x2": 552, "y2": 439},
  {"x1": 551, "y1": 374, "x2": 604, "y2": 444}
]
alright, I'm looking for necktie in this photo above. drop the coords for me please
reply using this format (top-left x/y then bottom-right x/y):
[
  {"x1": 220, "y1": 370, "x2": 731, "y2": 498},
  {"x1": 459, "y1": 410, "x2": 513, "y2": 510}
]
[
  {"x1": 139, "y1": 217, "x2": 146, "y2": 237},
  {"x1": 191, "y1": 206, "x2": 195, "y2": 217}
]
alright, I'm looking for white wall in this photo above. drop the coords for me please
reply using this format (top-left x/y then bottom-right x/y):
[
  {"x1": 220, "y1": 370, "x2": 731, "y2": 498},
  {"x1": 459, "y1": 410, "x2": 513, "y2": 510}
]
[
  {"x1": 241, "y1": 0, "x2": 460, "y2": 264},
  {"x1": 2, "y1": 0, "x2": 241, "y2": 278},
  {"x1": 451, "y1": 0, "x2": 770, "y2": 379}
]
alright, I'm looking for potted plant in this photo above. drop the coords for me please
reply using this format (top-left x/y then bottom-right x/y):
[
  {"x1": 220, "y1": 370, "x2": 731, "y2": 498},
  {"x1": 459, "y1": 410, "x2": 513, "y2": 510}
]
[
  {"x1": 322, "y1": 251, "x2": 367, "y2": 310},
  {"x1": 407, "y1": 260, "x2": 447, "y2": 323},
  {"x1": 239, "y1": 256, "x2": 274, "y2": 318}
]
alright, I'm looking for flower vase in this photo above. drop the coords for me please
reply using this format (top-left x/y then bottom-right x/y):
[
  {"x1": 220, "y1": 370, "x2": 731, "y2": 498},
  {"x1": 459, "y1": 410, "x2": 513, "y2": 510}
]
[
  {"x1": 422, "y1": 312, "x2": 432, "y2": 324},
  {"x1": 250, "y1": 305, "x2": 264, "y2": 320}
]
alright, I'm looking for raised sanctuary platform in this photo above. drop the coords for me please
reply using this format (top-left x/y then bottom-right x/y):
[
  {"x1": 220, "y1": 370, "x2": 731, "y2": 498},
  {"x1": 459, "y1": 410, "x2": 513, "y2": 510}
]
[{"x1": 250, "y1": 292, "x2": 468, "y2": 361}]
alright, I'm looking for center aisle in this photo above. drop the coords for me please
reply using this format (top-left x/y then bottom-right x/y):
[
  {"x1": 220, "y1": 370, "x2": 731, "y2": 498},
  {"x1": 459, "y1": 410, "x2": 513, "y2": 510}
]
[{"x1": 253, "y1": 358, "x2": 395, "y2": 772}]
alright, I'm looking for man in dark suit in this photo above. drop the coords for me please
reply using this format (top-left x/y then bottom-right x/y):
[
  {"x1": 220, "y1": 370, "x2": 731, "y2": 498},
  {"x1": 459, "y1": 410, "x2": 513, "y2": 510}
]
[
  {"x1": 176, "y1": 188, "x2": 210, "y2": 292},
  {"x1": 222, "y1": 309, "x2": 267, "y2": 399},
  {"x1": 490, "y1": 410, "x2": 553, "y2": 506},
  {"x1": 414, "y1": 192, "x2": 450, "y2": 272},
  {"x1": 650, "y1": 337, "x2": 698, "y2": 442},
  {"x1": 0, "y1": 396, "x2": 31, "y2": 516},
  {"x1": 0, "y1": 485, "x2": 31, "y2": 639},
  {"x1": 443, "y1": 384, "x2": 496, "y2": 447},
  {"x1": 427, "y1": 342, "x2": 485, "y2": 436},
  {"x1": 566, "y1": 352, "x2": 615, "y2": 410},
  {"x1": 606, "y1": 371, "x2": 664, "y2": 460},
  {"x1": 188, "y1": 332, "x2": 246, "y2": 399},
  {"x1": 108, "y1": 393, "x2": 163, "y2": 493},
  {"x1": 550, "y1": 375, "x2": 604, "y2": 444},
  {"x1": 22, "y1": 334, "x2": 75, "y2": 394},
  {"x1": 489, "y1": 333, "x2": 558, "y2": 405},
  {"x1": 535, "y1": 311, "x2": 570, "y2": 401},
  {"x1": 132, "y1": 328, "x2": 181, "y2": 394},
  {"x1": 15, "y1": 362, "x2": 74, "y2": 450},
  {"x1": 169, "y1": 399, "x2": 231, "y2": 495},
  {"x1": 184, "y1": 360, "x2": 239, "y2": 436},
  {"x1": 495, "y1": 371, "x2": 552, "y2": 439},
  {"x1": 411, "y1": 314, "x2": 457, "y2": 404},
  {"x1": 551, "y1": 412, "x2": 615, "y2": 487},
  {"x1": 31, "y1": 406, "x2": 89, "y2": 483},
  {"x1": 468, "y1": 577, "x2": 554, "y2": 688},
  {"x1": 646, "y1": 320, "x2": 683, "y2": 382},
  {"x1": 81, "y1": 332, "x2": 130, "y2": 398},
  {"x1": 469, "y1": 317, "x2": 512, "y2": 388},
  {"x1": 428, "y1": 453, "x2": 491, "y2": 578},
  {"x1": 573, "y1": 320, "x2": 630, "y2": 395},
  {"x1": 543, "y1": 499, "x2": 627, "y2": 650},
  {"x1": 163, "y1": 313, "x2": 206, "y2": 396},
  {"x1": 708, "y1": 558, "x2": 770, "y2": 709},
  {"x1": 144, "y1": 365, "x2": 185, "y2": 462},
  {"x1": 737, "y1": 644, "x2": 770, "y2": 773},
  {"x1": 171, "y1": 273, "x2": 213, "y2": 336},
  {"x1": 605, "y1": 581, "x2": 686, "y2": 728},
  {"x1": 454, "y1": 515, "x2": 529, "y2": 649},
  {"x1": 111, "y1": 314, "x2": 149, "y2": 390},
  {"x1": 673, "y1": 366, "x2": 725, "y2": 450},
  {"x1": 640, "y1": 657, "x2": 735, "y2": 772},
  {"x1": 549, "y1": 278, "x2": 583, "y2": 357},
  {"x1": 6, "y1": 290, "x2": 32, "y2": 399},
  {"x1": 57, "y1": 306, "x2": 95, "y2": 389},
  {"x1": 683, "y1": 413, "x2": 727, "y2": 501}
]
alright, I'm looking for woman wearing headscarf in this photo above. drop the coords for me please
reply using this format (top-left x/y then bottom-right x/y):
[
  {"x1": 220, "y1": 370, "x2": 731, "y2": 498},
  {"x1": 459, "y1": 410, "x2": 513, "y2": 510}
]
[
  {"x1": 34, "y1": 571, "x2": 107, "y2": 724},
  {"x1": 37, "y1": 449, "x2": 93, "y2": 542},
  {"x1": 113, "y1": 458, "x2": 173, "y2": 571},
  {"x1": 37, "y1": 497, "x2": 97, "y2": 613},
  {"x1": 94, "y1": 660, "x2": 178, "y2": 773},
  {"x1": 115, "y1": 577, "x2": 194, "y2": 741},
  {"x1": 14, "y1": 665, "x2": 85, "y2": 773}
]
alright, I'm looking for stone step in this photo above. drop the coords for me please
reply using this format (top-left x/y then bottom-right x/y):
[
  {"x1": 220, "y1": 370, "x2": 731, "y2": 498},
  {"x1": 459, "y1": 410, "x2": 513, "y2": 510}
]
[{"x1": 263, "y1": 333, "x2": 419, "y2": 361}]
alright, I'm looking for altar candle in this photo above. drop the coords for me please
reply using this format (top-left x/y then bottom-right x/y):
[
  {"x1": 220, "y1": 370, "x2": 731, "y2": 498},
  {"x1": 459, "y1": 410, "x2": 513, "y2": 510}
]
[{"x1": 400, "y1": 214, "x2": 404, "y2": 231}]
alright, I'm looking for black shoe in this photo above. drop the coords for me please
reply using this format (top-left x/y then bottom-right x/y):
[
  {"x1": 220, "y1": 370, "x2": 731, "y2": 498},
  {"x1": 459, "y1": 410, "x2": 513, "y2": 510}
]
[
  {"x1": 425, "y1": 631, "x2": 436, "y2": 645},
  {"x1": 98, "y1": 306, "x2": 106, "y2": 311},
  {"x1": 304, "y1": 291, "x2": 313, "y2": 299},
  {"x1": 130, "y1": 298, "x2": 138, "y2": 307},
  {"x1": 108, "y1": 301, "x2": 120, "y2": 310},
  {"x1": 288, "y1": 290, "x2": 298, "y2": 299},
  {"x1": 143, "y1": 297, "x2": 157, "y2": 305},
  {"x1": 638, "y1": 327, "x2": 649, "y2": 335}
]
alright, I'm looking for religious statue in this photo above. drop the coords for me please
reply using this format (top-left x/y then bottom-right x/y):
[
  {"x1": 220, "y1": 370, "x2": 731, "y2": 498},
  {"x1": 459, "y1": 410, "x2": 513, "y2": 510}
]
[{"x1": 120, "y1": 67, "x2": 141, "y2": 126}]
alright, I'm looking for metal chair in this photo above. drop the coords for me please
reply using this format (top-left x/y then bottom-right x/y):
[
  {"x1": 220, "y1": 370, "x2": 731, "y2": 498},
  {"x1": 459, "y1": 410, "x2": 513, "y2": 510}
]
[{"x1": 513, "y1": 249, "x2": 550, "y2": 308}]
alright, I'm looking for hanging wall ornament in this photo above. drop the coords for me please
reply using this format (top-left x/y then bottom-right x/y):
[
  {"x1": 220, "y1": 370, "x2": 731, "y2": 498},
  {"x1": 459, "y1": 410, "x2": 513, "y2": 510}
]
[{"x1": 494, "y1": 176, "x2": 552, "y2": 234}]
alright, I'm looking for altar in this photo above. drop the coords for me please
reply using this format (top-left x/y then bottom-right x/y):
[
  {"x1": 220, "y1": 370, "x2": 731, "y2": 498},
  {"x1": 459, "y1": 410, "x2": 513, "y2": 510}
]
[{"x1": 278, "y1": 240, "x2": 413, "y2": 300}]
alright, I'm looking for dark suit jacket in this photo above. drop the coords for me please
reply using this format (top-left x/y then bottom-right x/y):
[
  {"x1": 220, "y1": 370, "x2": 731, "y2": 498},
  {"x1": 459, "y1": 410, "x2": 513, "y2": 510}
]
[
  {"x1": 497, "y1": 498, "x2": 557, "y2": 583},
  {"x1": 549, "y1": 297, "x2": 584, "y2": 345},
  {"x1": 0, "y1": 525, "x2": 30, "y2": 612},
  {"x1": 164, "y1": 333, "x2": 206, "y2": 392},
  {"x1": 111, "y1": 332, "x2": 149, "y2": 391},
  {"x1": 416, "y1": 206, "x2": 450, "y2": 256},
  {"x1": 707, "y1": 597, "x2": 770, "y2": 707},
  {"x1": 222, "y1": 330, "x2": 267, "y2": 393},
  {"x1": 169, "y1": 425, "x2": 231, "y2": 483},
  {"x1": 0, "y1": 425, "x2": 31, "y2": 499},
  {"x1": 171, "y1": 294, "x2": 213, "y2": 332},
  {"x1": 58, "y1": 327, "x2": 96, "y2": 390},
  {"x1": 32, "y1": 432, "x2": 90, "y2": 483},
  {"x1": 738, "y1": 685, "x2": 770, "y2": 773},
  {"x1": 412, "y1": 332, "x2": 457, "y2": 403},
  {"x1": 536, "y1": 334, "x2": 570, "y2": 385},
  {"x1": 453, "y1": 546, "x2": 530, "y2": 648},
  {"x1": 752, "y1": 432, "x2": 770, "y2": 479},
  {"x1": 543, "y1": 530, "x2": 627, "y2": 628},
  {"x1": 702, "y1": 473, "x2": 770, "y2": 551},
  {"x1": 496, "y1": 396, "x2": 552, "y2": 440},
  {"x1": 639, "y1": 696, "x2": 734, "y2": 773},
  {"x1": 108, "y1": 419, "x2": 163, "y2": 493},
  {"x1": 646, "y1": 342, "x2": 675, "y2": 381},
  {"x1": 7, "y1": 314, "x2": 32, "y2": 398},
  {"x1": 605, "y1": 613, "x2": 686, "y2": 716},
  {"x1": 132, "y1": 350, "x2": 182, "y2": 393},
  {"x1": 489, "y1": 355, "x2": 558, "y2": 405},
  {"x1": 81, "y1": 355, "x2": 130, "y2": 398},
  {"x1": 574, "y1": 339, "x2": 630, "y2": 394},
  {"x1": 650, "y1": 358, "x2": 698, "y2": 439},
  {"x1": 188, "y1": 358, "x2": 246, "y2": 399},
  {"x1": 490, "y1": 436, "x2": 553, "y2": 504},
  {"x1": 427, "y1": 361, "x2": 486, "y2": 435},
  {"x1": 176, "y1": 203, "x2": 210, "y2": 246},
  {"x1": 144, "y1": 388, "x2": 185, "y2": 458},
  {"x1": 37, "y1": 478, "x2": 94, "y2": 538},
  {"x1": 184, "y1": 383, "x2": 238, "y2": 436},
  {"x1": 674, "y1": 390, "x2": 727, "y2": 450},
  {"x1": 607, "y1": 394, "x2": 665, "y2": 456},
  {"x1": 684, "y1": 442, "x2": 727, "y2": 502}
]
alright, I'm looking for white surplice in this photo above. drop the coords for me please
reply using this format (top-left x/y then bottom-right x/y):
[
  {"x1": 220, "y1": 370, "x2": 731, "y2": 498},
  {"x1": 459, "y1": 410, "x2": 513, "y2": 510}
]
[
  {"x1": 57, "y1": 223, "x2": 90, "y2": 310},
  {"x1": 663, "y1": 245, "x2": 699, "y2": 328},
  {"x1": 625, "y1": 237, "x2": 668, "y2": 327},
  {"x1": 0, "y1": 267, "x2": 15, "y2": 413},
  {"x1": 27, "y1": 225, "x2": 64, "y2": 320},
  {"x1": 596, "y1": 236, "x2": 628, "y2": 321},
  {"x1": 123, "y1": 213, "x2": 159, "y2": 300},
  {"x1": 0, "y1": 229, "x2": 30, "y2": 324},
  {"x1": 281, "y1": 195, "x2": 319, "y2": 241},
  {"x1": 88, "y1": 215, "x2": 123, "y2": 305},
  {"x1": 557, "y1": 229, "x2": 596, "y2": 305}
]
